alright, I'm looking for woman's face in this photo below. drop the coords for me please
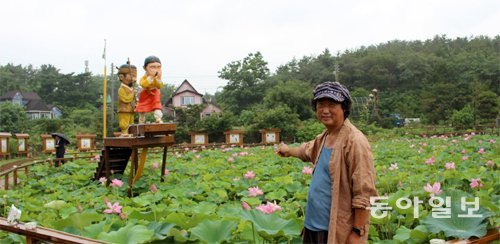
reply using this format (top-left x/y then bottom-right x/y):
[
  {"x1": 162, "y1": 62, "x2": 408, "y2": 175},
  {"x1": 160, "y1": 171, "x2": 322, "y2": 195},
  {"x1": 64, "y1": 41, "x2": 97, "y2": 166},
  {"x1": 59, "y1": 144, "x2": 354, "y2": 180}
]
[{"x1": 315, "y1": 98, "x2": 345, "y2": 129}]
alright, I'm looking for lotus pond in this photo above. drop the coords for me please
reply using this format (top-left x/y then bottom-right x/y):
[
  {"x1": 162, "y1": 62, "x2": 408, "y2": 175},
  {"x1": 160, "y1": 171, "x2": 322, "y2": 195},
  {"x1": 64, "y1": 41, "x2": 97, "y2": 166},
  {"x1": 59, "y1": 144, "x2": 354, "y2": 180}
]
[{"x1": 0, "y1": 133, "x2": 498, "y2": 243}]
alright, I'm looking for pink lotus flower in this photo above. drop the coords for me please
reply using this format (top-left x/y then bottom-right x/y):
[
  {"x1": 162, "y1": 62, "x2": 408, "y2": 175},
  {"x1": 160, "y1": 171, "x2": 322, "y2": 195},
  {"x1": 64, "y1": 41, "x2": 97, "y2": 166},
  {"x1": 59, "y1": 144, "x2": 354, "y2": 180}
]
[
  {"x1": 99, "y1": 177, "x2": 107, "y2": 185},
  {"x1": 477, "y1": 148, "x2": 485, "y2": 154},
  {"x1": 164, "y1": 169, "x2": 170, "y2": 175},
  {"x1": 152, "y1": 162, "x2": 159, "y2": 169},
  {"x1": 93, "y1": 155, "x2": 101, "y2": 161},
  {"x1": 201, "y1": 145, "x2": 206, "y2": 149},
  {"x1": 470, "y1": 178, "x2": 483, "y2": 188},
  {"x1": 232, "y1": 153, "x2": 238, "y2": 157},
  {"x1": 302, "y1": 166, "x2": 313, "y2": 175},
  {"x1": 256, "y1": 201, "x2": 282, "y2": 214},
  {"x1": 462, "y1": 156, "x2": 468, "y2": 161},
  {"x1": 445, "y1": 162, "x2": 455, "y2": 170},
  {"x1": 228, "y1": 157, "x2": 234, "y2": 162},
  {"x1": 425, "y1": 157, "x2": 435, "y2": 165},
  {"x1": 184, "y1": 147, "x2": 189, "y2": 151},
  {"x1": 248, "y1": 186, "x2": 264, "y2": 197},
  {"x1": 111, "y1": 179, "x2": 123, "y2": 188},
  {"x1": 103, "y1": 197, "x2": 122, "y2": 214},
  {"x1": 119, "y1": 212, "x2": 127, "y2": 220},
  {"x1": 192, "y1": 149, "x2": 198, "y2": 153},
  {"x1": 489, "y1": 139, "x2": 496, "y2": 143},
  {"x1": 150, "y1": 184, "x2": 157, "y2": 193},
  {"x1": 241, "y1": 201, "x2": 251, "y2": 210},
  {"x1": 424, "y1": 182, "x2": 442, "y2": 196},
  {"x1": 239, "y1": 151, "x2": 249, "y2": 156},
  {"x1": 461, "y1": 149, "x2": 466, "y2": 154},
  {"x1": 195, "y1": 155, "x2": 201, "y2": 159},
  {"x1": 244, "y1": 171, "x2": 256, "y2": 179},
  {"x1": 388, "y1": 163, "x2": 398, "y2": 171},
  {"x1": 486, "y1": 160, "x2": 494, "y2": 167}
]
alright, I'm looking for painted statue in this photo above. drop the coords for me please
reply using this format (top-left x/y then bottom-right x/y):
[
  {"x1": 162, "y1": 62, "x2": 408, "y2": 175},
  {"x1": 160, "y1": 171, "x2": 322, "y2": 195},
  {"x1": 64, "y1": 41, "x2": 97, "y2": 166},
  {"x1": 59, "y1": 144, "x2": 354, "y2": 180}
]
[
  {"x1": 117, "y1": 60, "x2": 137, "y2": 134},
  {"x1": 135, "y1": 55, "x2": 164, "y2": 123}
]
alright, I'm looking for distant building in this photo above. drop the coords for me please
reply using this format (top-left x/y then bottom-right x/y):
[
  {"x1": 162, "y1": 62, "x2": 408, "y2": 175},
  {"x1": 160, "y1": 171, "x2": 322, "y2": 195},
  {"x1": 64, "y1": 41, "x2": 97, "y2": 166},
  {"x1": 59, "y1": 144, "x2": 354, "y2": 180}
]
[
  {"x1": 0, "y1": 91, "x2": 61, "y2": 119},
  {"x1": 165, "y1": 79, "x2": 222, "y2": 119}
]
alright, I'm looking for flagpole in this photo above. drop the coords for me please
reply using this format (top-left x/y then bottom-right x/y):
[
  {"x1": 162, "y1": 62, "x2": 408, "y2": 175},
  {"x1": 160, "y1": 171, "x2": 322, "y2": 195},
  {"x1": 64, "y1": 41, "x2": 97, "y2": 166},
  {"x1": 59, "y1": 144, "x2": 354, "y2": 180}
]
[{"x1": 102, "y1": 39, "x2": 107, "y2": 138}]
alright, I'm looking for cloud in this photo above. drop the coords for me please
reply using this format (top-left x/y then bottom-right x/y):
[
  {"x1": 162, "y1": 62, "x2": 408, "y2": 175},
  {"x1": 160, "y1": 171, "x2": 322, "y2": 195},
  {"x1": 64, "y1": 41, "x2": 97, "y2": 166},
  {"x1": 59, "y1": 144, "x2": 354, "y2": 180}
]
[{"x1": 1, "y1": 0, "x2": 498, "y2": 94}]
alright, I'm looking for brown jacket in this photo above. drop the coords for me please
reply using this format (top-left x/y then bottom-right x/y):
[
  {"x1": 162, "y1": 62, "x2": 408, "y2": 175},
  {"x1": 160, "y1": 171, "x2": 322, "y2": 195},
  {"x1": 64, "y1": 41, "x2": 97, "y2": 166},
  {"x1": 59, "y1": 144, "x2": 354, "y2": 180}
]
[{"x1": 297, "y1": 119, "x2": 377, "y2": 243}]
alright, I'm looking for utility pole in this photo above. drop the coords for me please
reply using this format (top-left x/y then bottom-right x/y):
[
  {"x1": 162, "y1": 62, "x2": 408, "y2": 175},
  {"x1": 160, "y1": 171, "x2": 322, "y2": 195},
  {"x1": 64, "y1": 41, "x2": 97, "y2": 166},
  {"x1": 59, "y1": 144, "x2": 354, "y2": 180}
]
[
  {"x1": 334, "y1": 62, "x2": 340, "y2": 82},
  {"x1": 102, "y1": 39, "x2": 107, "y2": 139},
  {"x1": 110, "y1": 63, "x2": 115, "y2": 134}
]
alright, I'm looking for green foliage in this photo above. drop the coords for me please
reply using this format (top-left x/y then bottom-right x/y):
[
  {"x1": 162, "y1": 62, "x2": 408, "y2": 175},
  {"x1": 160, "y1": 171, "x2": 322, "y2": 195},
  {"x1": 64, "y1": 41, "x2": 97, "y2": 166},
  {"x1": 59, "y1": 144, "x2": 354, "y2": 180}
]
[
  {"x1": 98, "y1": 223, "x2": 154, "y2": 244},
  {"x1": 217, "y1": 52, "x2": 270, "y2": 114},
  {"x1": 263, "y1": 80, "x2": 314, "y2": 120},
  {"x1": 450, "y1": 105, "x2": 475, "y2": 129},
  {"x1": 195, "y1": 112, "x2": 237, "y2": 142},
  {"x1": 475, "y1": 91, "x2": 499, "y2": 123},
  {"x1": 189, "y1": 220, "x2": 238, "y2": 243},
  {"x1": 0, "y1": 102, "x2": 28, "y2": 133},
  {"x1": 241, "y1": 104, "x2": 300, "y2": 142},
  {"x1": 422, "y1": 190, "x2": 492, "y2": 240},
  {"x1": 294, "y1": 119, "x2": 324, "y2": 142}
]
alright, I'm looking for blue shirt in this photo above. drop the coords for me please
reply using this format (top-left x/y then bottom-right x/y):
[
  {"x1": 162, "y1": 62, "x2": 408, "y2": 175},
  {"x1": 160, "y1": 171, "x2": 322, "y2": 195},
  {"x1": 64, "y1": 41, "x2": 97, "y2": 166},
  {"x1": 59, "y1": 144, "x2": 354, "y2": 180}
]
[{"x1": 304, "y1": 146, "x2": 332, "y2": 231}]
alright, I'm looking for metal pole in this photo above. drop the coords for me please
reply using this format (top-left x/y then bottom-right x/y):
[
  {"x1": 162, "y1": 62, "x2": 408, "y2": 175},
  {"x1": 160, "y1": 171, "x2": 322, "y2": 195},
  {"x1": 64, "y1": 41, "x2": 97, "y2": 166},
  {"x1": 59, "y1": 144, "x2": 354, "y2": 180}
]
[
  {"x1": 110, "y1": 63, "x2": 115, "y2": 135},
  {"x1": 102, "y1": 39, "x2": 107, "y2": 138}
]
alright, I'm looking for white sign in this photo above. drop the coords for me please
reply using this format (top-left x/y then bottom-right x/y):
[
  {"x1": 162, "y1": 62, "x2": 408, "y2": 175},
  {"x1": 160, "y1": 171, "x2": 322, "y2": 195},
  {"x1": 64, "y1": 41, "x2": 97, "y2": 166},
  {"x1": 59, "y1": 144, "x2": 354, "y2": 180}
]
[
  {"x1": 18, "y1": 139, "x2": 25, "y2": 151},
  {"x1": 230, "y1": 134, "x2": 240, "y2": 143},
  {"x1": 81, "y1": 138, "x2": 91, "y2": 149},
  {"x1": 46, "y1": 138, "x2": 55, "y2": 151},
  {"x1": 1, "y1": 138, "x2": 7, "y2": 153},
  {"x1": 195, "y1": 134, "x2": 205, "y2": 144},
  {"x1": 266, "y1": 132, "x2": 276, "y2": 143}
]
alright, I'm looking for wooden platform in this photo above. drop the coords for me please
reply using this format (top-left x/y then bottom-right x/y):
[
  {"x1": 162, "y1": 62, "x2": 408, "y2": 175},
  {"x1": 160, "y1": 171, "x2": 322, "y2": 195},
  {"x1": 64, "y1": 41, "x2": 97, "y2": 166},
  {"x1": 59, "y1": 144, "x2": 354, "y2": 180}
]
[{"x1": 96, "y1": 123, "x2": 176, "y2": 196}]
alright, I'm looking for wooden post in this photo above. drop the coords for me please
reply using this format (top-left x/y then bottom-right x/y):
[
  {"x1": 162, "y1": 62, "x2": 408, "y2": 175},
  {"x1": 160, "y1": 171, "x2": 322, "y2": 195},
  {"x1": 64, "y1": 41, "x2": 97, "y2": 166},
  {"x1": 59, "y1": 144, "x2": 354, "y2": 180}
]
[
  {"x1": 13, "y1": 169, "x2": 18, "y2": 187},
  {"x1": 4, "y1": 174, "x2": 8, "y2": 190},
  {"x1": 161, "y1": 146, "x2": 167, "y2": 182}
]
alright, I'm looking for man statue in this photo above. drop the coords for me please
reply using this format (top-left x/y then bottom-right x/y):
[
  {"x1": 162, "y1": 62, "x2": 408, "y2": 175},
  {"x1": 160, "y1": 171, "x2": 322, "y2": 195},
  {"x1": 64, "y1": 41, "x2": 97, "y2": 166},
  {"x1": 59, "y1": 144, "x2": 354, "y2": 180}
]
[{"x1": 117, "y1": 60, "x2": 137, "y2": 135}]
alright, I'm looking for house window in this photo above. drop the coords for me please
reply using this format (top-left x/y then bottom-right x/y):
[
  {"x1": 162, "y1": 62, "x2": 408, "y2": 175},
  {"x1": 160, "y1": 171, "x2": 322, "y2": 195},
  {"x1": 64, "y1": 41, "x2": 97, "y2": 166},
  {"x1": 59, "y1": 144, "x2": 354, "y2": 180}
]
[{"x1": 182, "y1": 96, "x2": 194, "y2": 105}]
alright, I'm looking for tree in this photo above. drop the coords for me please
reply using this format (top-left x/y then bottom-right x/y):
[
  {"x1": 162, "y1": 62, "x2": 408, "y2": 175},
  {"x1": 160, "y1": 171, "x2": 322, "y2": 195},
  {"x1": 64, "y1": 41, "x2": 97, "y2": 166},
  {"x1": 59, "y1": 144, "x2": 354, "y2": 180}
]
[
  {"x1": 0, "y1": 102, "x2": 27, "y2": 133},
  {"x1": 217, "y1": 52, "x2": 270, "y2": 114},
  {"x1": 475, "y1": 91, "x2": 499, "y2": 123},
  {"x1": 450, "y1": 104, "x2": 475, "y2": 129},
  {"x1": 196, "y1": 112, "x2": 237, "y2": 142},
  {"x1": 0, "y1": 63, "x2": 37, "y2": 95},
  {"x1": 263, "y1": 80, "x2": 313, "y2": 120}
]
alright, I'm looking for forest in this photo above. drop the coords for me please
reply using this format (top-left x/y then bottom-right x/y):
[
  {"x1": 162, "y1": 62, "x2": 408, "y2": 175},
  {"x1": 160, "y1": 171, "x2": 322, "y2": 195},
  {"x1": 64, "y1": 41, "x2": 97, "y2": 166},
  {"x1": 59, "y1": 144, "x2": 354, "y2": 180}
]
[{"x1": 1, "y1": 35, "x2": 498, "y2": 143}]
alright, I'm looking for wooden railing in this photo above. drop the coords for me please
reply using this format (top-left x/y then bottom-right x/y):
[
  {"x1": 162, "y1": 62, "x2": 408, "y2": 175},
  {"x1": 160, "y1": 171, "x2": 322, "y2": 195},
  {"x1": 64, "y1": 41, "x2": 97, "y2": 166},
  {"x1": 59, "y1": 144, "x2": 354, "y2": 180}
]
[{"x1": 0, "y1": 217, "x2": 105, "y2": 243}]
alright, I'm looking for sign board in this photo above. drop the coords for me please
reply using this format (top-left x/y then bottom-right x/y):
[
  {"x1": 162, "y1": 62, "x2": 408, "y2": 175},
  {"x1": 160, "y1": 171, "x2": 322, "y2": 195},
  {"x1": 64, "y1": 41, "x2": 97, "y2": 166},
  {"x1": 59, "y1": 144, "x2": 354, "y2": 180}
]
[
  {"x1": 224, "y1": 130, "x2": 244, "y2": 145},
  {"x1": 259, "y1": 129, "x2": 281, "y2": 144}
]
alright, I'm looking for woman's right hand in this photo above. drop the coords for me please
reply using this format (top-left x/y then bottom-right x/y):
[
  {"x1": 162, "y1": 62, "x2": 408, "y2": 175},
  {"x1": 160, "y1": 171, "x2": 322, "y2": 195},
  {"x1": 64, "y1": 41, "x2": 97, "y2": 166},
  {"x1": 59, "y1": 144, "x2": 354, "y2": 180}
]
[{"x1": 276, "y1": 142, "x2": 290, "y2": 157}]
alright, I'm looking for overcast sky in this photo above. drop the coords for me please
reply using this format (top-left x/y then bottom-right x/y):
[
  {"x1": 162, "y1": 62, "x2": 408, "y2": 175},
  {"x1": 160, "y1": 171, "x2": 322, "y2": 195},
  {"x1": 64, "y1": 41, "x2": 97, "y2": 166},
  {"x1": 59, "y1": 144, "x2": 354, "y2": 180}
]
[{"x1": 1, "y1": 0, "x2": 498, "y2": 94}]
